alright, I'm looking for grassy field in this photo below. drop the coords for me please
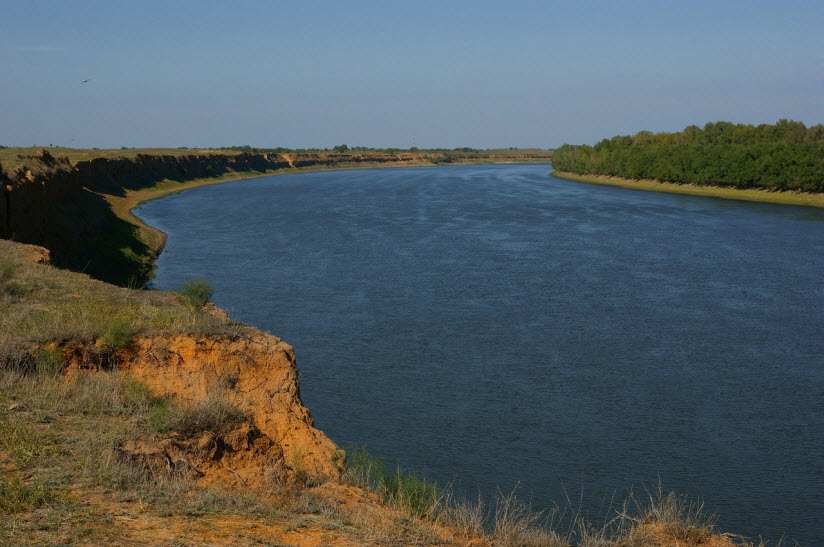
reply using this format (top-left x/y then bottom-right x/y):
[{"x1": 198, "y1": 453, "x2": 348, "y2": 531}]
[
  {"x1": 552, "y1": 170, "x2": 824, "y2": 208},
  {"x1": 0, "y1": 239, "x2": 238, "y2": 365}
]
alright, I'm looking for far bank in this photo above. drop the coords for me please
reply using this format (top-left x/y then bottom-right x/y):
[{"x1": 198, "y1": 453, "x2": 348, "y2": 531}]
[{"x1": 551, "y1": 170, "x2": 824, "y2": 208}]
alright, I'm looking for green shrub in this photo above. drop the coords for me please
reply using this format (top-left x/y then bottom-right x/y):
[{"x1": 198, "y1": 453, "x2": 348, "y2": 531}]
[
  {"x1": 175, "y1": 278, "x2": 214, "y2": 310},
  {"x1": 148, "y1": 399, "x2": 174, "y2": 432},
  {"x1": 343, "y1": 445, "x2": 442, "y2": 519},
  {"x1": 100, "y1": 318, "x2": 132, "y2": 351},
  {"x1": 291, "y1": 450, "x2": 309, "y2": 484},
  {"x1": 35, "y1": 347, "x2": 67, "y2": 375},
  {"x1": 121, "y1": 377, "x2": 158, "y2": 414}
]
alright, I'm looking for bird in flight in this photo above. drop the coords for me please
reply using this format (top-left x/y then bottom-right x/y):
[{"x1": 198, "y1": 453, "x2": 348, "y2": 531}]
[{"x1": 81, "y1": 79, "x2": 91, "y2": 84}]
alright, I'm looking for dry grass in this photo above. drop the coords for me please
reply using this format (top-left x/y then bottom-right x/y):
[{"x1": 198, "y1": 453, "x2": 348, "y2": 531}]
[
  {"x1": 337, "y1": 442, "x2": 762, "y2": 546},
  {"x1": 0, "y1": 239, "x2": 239, "y2": 367},
  {"x1": 0, "y1": 475, "x2": 58, "y2": 513},
  {"x1": 0, "y1": 368, "x2": 270, "y2": 522},
  {"x1": 0, "y1": 364, "x2": 440, "y2": 544},
  {"x1": 487, "y1": 488, "x2": 567, "y2": 546},
  {"x1": 148, "y1": 382, "x2": 248, "y2": 435}
]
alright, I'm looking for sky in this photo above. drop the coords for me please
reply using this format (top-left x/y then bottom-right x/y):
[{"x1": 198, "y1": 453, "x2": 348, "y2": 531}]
[{"x1": 1, "y1": 0, "x2": 823, "y2": 149}]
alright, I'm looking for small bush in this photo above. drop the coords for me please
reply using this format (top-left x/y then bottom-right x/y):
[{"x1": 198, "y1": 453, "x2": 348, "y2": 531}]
[
  {"x1": 343, "y1": 445, "x2": 442, "y2": 519},
  {"x1": 381, "y1": 467, "x2": 442, "y2": 519},
  {"x1": 291, "y1": 450, "x2": 309, "y2": 484},
  {"x1": 148, "y1": 399, "x2": 174, "y2": 432},
  {"x1": 121, "y1": 377, "x2": 158, "y2": 414},
  {"x1": 35, "y1": 346, "x2": 67, "y2": 375},
  {"x1": 175, "y1": 278, "x2": 214, "y2": 310},
  {"x1": 100, "y1": 318, "x2": 132, "y2": 351}
]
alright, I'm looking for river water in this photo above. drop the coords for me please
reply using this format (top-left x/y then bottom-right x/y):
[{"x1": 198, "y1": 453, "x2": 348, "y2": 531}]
[{"x1": 135, "y1": 164, "x2": 823, "y2": 544}]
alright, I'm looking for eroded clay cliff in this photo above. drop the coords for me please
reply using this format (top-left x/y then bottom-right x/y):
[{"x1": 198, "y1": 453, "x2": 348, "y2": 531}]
[{"x1": 60, "y1": 326, "x2": 341, "y2": 486}]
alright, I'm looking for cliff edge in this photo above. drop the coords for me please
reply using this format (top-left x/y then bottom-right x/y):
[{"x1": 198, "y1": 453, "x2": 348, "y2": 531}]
[
  {"x1": 66, "y1": 329, "x2": 341, "y2": 486},
  {"x1": 1, "y1": 239, "x2": 340, "y2": 486}
]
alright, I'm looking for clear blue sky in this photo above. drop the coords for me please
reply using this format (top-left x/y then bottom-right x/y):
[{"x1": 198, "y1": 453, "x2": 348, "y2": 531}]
[{"x1": 2, "y1": 0, "x2": 822, "y2": 149}]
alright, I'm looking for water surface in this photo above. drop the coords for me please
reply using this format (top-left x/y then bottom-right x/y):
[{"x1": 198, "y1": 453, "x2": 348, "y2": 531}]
[{"x1": 136, "y1": 164, "x2": 824, "y2": 544}]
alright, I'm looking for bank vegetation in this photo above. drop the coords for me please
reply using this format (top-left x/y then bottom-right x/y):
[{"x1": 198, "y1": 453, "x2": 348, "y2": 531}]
[{"x1": 552, "y1": 120, "x2": 824, "y2": 194}]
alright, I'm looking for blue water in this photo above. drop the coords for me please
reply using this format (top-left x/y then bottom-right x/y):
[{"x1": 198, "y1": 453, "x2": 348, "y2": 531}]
[{"x1": 135, "y1": 164, "x2": 824, "y2": 544}]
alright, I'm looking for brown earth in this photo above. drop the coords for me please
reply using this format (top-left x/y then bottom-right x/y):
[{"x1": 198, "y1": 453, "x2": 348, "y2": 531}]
[{"x1": 60, "y1": 326, "x2": 341, "y2": 486}]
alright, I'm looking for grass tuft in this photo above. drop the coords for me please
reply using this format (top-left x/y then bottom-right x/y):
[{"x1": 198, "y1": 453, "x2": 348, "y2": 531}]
[
  {"x1": 343, "y1": 445, "x2": 442, "y2": 520},
  {"x1": 0, "y1": 414, "x2": 60, "y2": 468},
  {"x1": 99, "y1": 317, "x2": 132, "y2": 351},
  {"x1": 491, "y1": 488, "x2": 565, "y2": 546},
  {"x1": 148, "y1": 386, "x2": 247, "y2": 435},
  {"x1": 0, "y1": 261, "x2": 16, "y2": 282},
  {"x1": 2, "y1": 280, "x2": 31, "y2": 298},
  {"x1": 0, "y1": 475, "x2": 57, "y2": 513},
  {"x1": 35, "y1": 346, "x2": 67, "y2": 375}
]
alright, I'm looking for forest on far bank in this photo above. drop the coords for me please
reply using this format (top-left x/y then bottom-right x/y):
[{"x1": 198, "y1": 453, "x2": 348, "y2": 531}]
[{"x1": 551, "y1": 120, "x2": 824, "y2": 192}]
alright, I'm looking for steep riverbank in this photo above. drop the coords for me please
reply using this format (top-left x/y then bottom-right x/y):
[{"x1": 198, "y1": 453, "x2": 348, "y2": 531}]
[
  {"x1": 0, "y1": 148, "x2": 551, "y2": 286},
  {"x1": 552, "y1": 170, "x2": 824, "y2": 208},
  {"x1": 0, "y1": 239, "x2": 452, "y2": 545}
]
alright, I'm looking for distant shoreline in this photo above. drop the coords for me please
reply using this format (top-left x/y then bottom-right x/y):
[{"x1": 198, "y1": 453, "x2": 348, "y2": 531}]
[
  {"x1": 123, "y1": 157, "x2": 552, "y2": 280},
  {"x1": 125, "y1": 159, "x2": 553, "y2": 267},
  {"x1": 551, "y1": 170, "x2": 824, "y2": 208},
  {"x1": 0, "y1": 147, "x2": 549, "y2": 286}
]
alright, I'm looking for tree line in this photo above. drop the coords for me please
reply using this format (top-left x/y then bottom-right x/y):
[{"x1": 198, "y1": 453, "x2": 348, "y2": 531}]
[{"x1": 551, "y1": 120, "x2": 824, "y2": 192}]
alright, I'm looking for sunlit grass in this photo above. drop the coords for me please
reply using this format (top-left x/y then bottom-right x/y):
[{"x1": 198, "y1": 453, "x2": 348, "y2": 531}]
[{"x1": 0, "y1": 240, "x2": 236, "y2": 366}]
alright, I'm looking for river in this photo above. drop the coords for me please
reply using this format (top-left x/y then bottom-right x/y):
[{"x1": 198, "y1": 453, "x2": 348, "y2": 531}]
[{"x1": 135, "y1": 164, "x2": 823, "y2": 544}]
